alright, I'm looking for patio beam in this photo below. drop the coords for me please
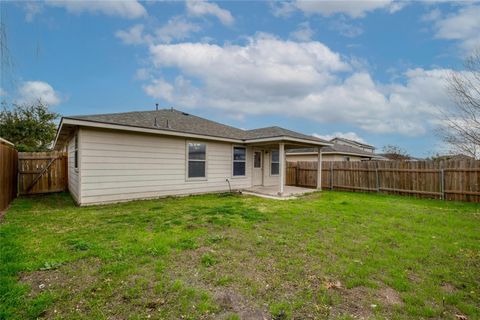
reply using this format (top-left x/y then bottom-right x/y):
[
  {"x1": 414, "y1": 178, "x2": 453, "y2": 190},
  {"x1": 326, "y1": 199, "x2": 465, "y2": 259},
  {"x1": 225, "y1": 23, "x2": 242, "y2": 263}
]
[
  {"x1": 317, "y1": 147, "x2": 322, "y2": 190},
  {"x1": 279, "y1": 142, "x2": 285, "y2": 195}
]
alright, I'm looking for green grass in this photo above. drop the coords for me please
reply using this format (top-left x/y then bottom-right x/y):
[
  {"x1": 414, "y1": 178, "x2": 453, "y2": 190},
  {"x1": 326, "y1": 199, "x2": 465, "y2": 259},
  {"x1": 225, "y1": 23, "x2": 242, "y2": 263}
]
[{"x1": 0, "y1": 191, "x2": 479, "y2": 319}]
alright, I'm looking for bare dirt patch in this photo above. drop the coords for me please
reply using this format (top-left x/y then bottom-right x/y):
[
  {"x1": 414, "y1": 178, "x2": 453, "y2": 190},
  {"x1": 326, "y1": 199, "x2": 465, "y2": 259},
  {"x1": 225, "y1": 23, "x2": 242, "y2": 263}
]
[
  {"x1": 19, "y1": 258, "x2": 102, "y2": 318},
  {"x1": 327, "y1": 281, "x2": 403, "y2": 319},
  {"x1": 441, "y1": 282, "x2": 457, "y2": 294},
  {"x1": 378, "y1": 287, "x2": 403, "y2": 306},
  {"x1": 328, "y1": 285, "x2": 374, "y2": 320},
  {"x1": 214, "y1": 288, "x2": 269, "y2": 319},
  {"x1": 20, "y1": 258, "x2": 101, "y2": 299},
  {"x1": 167, "y1": 244, "x2": 271, "y2": 319}
]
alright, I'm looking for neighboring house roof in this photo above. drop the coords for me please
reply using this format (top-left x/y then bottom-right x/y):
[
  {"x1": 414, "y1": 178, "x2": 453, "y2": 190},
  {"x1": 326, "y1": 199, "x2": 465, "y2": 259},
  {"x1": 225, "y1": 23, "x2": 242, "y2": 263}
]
[
  {"x1": 376, "y1": 153, "x2": 422, "y2": 161},
  {"x1": 431, "y1": 154, "x2": 475, "y2": 161},
  {"x1": 245, "y1": 126, "x2": 326, "y2": 142},
  {"x1": 331, "y1": 137, "x2": 375, "y2": 150},
  {"x1": 287, "y1": 144, "x2": 376, "y2": 158},
  {"x1": 54, "y1": 108, "x2": 331, "y2": 149}
]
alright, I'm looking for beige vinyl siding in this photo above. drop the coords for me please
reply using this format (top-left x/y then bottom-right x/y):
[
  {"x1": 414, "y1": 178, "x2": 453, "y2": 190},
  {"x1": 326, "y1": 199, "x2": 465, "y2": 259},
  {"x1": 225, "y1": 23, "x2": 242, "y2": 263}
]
[
  {"x1": 262, "y1": 147, "x2": 280, "y2": 187},
  {"x1": 67, "y1": 131, "x2": 80, "y2": 204},
  {"x1": 79, "y1": 128, "x2": 252, "y2": 205}
]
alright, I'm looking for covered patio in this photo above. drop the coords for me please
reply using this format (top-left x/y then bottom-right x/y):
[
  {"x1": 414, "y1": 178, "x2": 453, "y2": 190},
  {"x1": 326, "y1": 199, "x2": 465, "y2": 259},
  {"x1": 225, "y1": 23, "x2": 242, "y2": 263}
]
[{"x1": 242, "y1": 133, "x2": 332, "y2": 199}]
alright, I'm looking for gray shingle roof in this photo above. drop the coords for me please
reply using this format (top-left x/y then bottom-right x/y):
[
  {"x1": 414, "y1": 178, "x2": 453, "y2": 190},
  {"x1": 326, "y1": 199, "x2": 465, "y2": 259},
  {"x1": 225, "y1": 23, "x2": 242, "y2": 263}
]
[
  {"x1": 331, "y1": 137, "x2": 374, "y2": 149},
  {"x1": 288, "y1": 144, "x2": 375, "y2": 157},
  {"x1": 245, "y1": 126, "x2": 327, "y2": 142},
  {"x1": 65, "y1": 108, "x2": 329, "y2": 144}
]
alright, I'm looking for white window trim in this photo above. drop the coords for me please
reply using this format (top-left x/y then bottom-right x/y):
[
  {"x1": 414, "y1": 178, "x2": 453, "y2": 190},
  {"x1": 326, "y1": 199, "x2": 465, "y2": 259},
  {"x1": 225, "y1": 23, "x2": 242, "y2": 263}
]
[
  {"x1": 186, "y1": 141, "x2": 208, "y2": 181},
  {"x1": 232, "y1": 145, "x2": 247, "y2": 178},
  {"x1": 74, "y1": 131, "x2": 79, "y2": 172},
  {"x1": 270, "y1": 149, "x2": 280, "y2": 176}
]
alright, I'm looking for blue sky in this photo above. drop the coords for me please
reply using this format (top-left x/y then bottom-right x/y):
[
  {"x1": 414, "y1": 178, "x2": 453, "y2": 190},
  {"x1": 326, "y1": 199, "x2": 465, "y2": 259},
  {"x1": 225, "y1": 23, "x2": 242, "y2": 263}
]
[{"x1": 2, "y1": 1, "x2": 479, "y2": 157}]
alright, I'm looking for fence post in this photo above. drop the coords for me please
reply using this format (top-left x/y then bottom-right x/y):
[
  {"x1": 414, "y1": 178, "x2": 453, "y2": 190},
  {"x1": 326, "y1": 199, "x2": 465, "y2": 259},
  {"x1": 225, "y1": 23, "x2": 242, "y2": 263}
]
[
  {"x1": 375, "y1": 162, "x2": 380, "y2": 192},
  {"x1": 440, "y1": 168, "x2": 445, "y2": 200},
  {"x1": 330, "y1": 162, "x2": 334, "y2": 190},
  {"x1": 295, "y1": 164, "x2": 299, "y2": 186}
]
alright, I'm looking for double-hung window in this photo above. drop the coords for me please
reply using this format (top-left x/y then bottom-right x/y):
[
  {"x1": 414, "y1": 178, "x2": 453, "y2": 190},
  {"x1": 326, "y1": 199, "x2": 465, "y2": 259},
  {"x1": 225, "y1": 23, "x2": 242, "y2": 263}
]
[
  {"x1": 233, "y1": 147, "x2": 246, "y2": 176},
  {"x1": 187, "y1": 142, "x2": 206, "y2": 179},
  {"x1": 271, "y1": 150, "x2": 279, "y2": 175}
]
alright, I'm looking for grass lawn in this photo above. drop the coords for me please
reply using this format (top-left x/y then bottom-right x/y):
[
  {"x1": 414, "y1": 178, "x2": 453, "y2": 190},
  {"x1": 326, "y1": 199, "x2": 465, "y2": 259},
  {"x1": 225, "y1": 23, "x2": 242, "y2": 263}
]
[{"x1": 1, "y1": 191, "x2": 479, "y2": 319}]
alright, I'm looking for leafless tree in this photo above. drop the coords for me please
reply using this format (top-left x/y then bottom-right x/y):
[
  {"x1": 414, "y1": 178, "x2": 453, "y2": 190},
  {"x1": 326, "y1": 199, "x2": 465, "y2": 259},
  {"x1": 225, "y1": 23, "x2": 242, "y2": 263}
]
[
  {"x1": 438, "y1": 50, "x2": 480, "y2": 159},
  {"x1": 381, "y1": 144, "x2": 411, "y2": 161}
]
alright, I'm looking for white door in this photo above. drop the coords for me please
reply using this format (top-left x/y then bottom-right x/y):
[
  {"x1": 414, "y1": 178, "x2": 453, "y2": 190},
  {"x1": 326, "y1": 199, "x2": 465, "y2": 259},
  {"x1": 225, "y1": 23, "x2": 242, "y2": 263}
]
[{"x1": 253, "y1": 150, "x2": 263, "y2": 186}]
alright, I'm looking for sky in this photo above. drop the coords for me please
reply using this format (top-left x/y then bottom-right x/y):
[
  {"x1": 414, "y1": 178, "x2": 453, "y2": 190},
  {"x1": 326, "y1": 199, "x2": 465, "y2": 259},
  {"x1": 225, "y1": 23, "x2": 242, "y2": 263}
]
[{"x1": 1, "y1": 0, "x2": 479, "y2": 157}]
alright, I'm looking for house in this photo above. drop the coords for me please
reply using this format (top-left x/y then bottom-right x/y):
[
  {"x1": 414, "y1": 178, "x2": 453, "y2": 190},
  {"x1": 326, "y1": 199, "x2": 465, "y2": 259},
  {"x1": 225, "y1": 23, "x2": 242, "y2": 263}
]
[
  {"x1": 287, "y1": 137, "x2": 379, "y2": 162},
  {"x1": 330, "y1": 137, "x2": 375, "y2": 154},
  {"x1": 53, "y1": 108, "x2": 332, "y2": 205}
]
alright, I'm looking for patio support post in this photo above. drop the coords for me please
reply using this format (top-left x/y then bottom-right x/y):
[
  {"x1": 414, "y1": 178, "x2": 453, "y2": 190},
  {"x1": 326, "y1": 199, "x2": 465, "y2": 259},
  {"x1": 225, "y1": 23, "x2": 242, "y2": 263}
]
[
  {"x1": 317, "y1": 147, "x2": 322, "y2": 190},
  {"x1": 279, "y1": 142, "x2": 285, "y2": 195}
]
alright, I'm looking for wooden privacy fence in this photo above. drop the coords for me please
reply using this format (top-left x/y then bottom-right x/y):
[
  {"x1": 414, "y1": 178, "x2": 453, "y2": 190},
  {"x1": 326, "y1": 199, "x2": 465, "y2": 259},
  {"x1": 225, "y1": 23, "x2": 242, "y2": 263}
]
[
  {"x1": 0, "y1": 138, "x2": 18, "y2": 211},
  {"x1": 18, "y1": 151, "x2": 68, "y2": 195},
  {"x1": 287, "y1": 160, "x2": 480, "y2": 203}
]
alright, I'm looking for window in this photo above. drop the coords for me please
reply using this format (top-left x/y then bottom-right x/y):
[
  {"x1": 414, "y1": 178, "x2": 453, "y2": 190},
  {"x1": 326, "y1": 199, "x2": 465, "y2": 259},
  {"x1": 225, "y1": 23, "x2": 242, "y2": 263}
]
[
  {"x1": 271, "y1": 150, "x2": 279, "y2": 175},
  {"x1": 188, "y1": 142, "x2": 206, "y2": 178},
  {"x1": 74, "y1": 133, "x2": 78, "y2": 169},
  {"x1": 233, "y1": 147, "x2": 246, "y2": 176},
  {"x1": 254, "y1": 151, "x2": 262, "y2": 168},
  {"x1": 343, "y1": 156, "x2": 350, "y2": 162}
]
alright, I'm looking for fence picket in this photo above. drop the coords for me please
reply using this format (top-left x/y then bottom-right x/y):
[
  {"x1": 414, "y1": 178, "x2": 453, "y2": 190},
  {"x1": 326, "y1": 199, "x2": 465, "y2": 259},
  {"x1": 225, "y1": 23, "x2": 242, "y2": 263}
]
[{"x1": 286, "y1": 160, "x2": 480, "y2": 203}]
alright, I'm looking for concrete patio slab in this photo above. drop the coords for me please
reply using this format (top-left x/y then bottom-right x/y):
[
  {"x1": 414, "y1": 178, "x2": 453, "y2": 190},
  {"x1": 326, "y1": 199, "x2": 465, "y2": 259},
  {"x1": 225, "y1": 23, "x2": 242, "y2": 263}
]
[{"x1": 242, "y1": 185, "x2": 317, "y2": 200}]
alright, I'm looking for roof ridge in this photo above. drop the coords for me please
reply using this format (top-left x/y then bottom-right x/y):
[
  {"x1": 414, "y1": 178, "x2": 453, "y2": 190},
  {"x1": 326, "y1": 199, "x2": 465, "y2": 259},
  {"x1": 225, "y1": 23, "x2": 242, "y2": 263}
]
[{"x1": 68, "y1": 108, "x2": 170, "y2": 119}]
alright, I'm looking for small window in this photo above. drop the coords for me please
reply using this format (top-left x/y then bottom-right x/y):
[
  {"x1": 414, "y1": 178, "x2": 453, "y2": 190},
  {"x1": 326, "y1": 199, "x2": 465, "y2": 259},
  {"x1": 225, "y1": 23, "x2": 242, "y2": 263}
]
[
  {"x1": 343, "y1": 156, "x2": 350, "y2": 162},
  {"x1": 188, "y1": 143, "x2": 206, "y2": 178},
  {"x1": 254, "y1": 151, "x2": 262, "y2": 168},
  {"x1": 233, "y1": 147, "x2": 246, "y2": 176},
  {"x1": 271, "y1": 150, "x2": 279, "y2": 175},
  {"x1": 74, "y1": 133, "x2": 78, "y2": 169}
]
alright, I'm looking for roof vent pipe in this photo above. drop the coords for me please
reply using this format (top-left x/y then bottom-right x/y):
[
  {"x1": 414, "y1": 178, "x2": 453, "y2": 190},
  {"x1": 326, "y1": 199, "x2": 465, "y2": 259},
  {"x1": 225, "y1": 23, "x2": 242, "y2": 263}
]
[
  {"x1": 170, "y1": 107, "x2": 174, "y2": 112},
  {"x1": 166, "y1": 119, "x2": 171, "y2": 129},
  {"x1": 155, "y1": 103, "x2": 159, "y2": 111},
  {"x1": 154, "y1": 117, "x2": 158, "y2": 128}
]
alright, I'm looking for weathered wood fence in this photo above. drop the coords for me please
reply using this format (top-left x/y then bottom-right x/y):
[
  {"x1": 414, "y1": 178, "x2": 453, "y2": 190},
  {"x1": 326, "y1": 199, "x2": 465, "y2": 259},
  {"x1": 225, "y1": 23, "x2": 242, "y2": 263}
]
[
  {"x1": 18, "y1": 151, "x2": 68, "y2": 195},
  {"x1": 0, "y1": 138, "x2": 18, "y2": 211},
  {"x1": 287, "y1": 160, "x2": 480, "y2": 203}
]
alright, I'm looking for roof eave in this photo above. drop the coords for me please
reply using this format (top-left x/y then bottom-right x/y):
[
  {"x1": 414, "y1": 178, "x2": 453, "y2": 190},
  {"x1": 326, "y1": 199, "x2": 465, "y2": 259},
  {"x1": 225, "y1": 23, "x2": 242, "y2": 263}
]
[
  {"x1": 287, "y1": 151, "x2": 375, "y2": 157},
  {"x1": 244, "y1": 136, "x2": 332, "y2": 146}
]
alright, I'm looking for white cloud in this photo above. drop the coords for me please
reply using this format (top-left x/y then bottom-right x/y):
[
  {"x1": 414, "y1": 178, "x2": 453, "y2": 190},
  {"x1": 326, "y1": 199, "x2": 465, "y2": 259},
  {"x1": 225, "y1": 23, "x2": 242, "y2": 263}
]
[
  {"x1": 116, "y1": 17, "x2": 201, "y2": 45},
  {"x1": 115, "y1": 24, "x2": 146, "y2": 45},
  {"x1": 24, "y1": 2, "x2": 43, "y2": 22},
  {"x1": 155, "y1": 16, "x2": 201, "y2": 43},
  {"x1": 45, "y1": 0, "x2": 147, "y2": 19},
  {"x1": 329, "y1": 18, "x2": 363, "y2": 37},
  {"x1": 290, "y1": 22, "x2": 314, "y2": 41},
  {"x1": 313, "y1": 132, "x2": 366, "y2": 143},
  {"x1": 142, "y1": 34, "x2": 451, "y2": 136},
  {"x1": 421, "y1": 8, "x2": 441, "y2": 22},
  {"x1": 143, "y1": 78, "x2": 174, "y2": 101},
  {"x1": 186, "y1": 0, "x2": 234, "y2": 26},
  {"x1": 134, "y1": 68, "x2": 151, "y2": 81},
  {"x1": 430, "y1": 5, "x2": 480, "y2": 52},
  {"x1": 17, "y1": 81, "x2": 61, "y2": 106},
  {"x1": 272, "y1": 0, "x2": 403, "y2": 19}
]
